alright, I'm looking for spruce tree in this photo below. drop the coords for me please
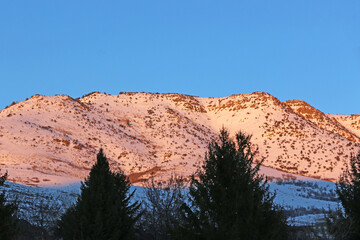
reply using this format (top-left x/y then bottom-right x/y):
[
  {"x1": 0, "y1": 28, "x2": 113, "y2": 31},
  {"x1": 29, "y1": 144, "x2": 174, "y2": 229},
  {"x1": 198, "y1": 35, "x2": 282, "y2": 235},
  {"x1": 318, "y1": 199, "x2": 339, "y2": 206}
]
[
  {"x1": 175, "y1": 128, "x2": 288, "y2": 240},
  {"x1": 57, "y1": 149, "x2": 141, "y2": 240},
  {"x1": 0, "y1": 170, "x2": 18, "y2": 240},
  {"x1": 335, "y1": 151, "x2": 360, "y2": 239}
]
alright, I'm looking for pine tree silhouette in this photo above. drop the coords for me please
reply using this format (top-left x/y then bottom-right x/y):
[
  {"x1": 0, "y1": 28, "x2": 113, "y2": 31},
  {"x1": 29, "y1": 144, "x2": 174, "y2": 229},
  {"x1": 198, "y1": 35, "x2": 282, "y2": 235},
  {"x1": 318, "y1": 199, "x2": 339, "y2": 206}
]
[
  {"x1": 0, "y1": 170, "x2": 18, "y2": 240},
  {"x1": 57, "y1": 149, "x2": 141, "y2": 239},
  {"x1": 174, "y1": 128, "x2": 288, "y2": 240},
  {"x1": 0, "y1": 170, "x2": 7, "y2": 186},
  {"x1": 335, "y1": 151, "x2": 360, "y2": 239}
]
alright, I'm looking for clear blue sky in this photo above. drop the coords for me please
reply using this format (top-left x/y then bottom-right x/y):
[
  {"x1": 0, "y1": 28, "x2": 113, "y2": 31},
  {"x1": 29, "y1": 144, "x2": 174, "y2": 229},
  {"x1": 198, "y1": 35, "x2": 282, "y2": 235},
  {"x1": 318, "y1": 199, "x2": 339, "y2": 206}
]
[{"x1": 1, "y1": 1, "x2": 359, "y2": 114}]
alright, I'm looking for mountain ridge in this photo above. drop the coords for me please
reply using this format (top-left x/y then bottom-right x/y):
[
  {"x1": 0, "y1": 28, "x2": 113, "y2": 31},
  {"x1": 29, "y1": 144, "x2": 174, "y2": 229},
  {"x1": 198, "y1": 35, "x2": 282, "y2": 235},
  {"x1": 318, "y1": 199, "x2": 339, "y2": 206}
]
[{"x1": 0, "y1": 92, "x2": 359, "y2": 186}]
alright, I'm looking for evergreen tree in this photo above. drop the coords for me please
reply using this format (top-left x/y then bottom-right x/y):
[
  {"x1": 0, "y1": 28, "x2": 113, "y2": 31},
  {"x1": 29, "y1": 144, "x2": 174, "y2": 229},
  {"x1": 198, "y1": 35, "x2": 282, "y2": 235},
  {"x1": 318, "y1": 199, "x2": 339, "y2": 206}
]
[
  {"x1": 0, "y1": 170, "x2": 18, "y2": 240},
  {"x1": 0, "y1": 169, "x2": 7, "y2": 186},
  {"x1": 335, "y1": 151, "x2": 360, "y2": 240},
  {"x1": 57, "y1": 149, "x2": 141, "y2": 240},
  {"x1": 175, "y1": 128, "x2": 288, "y2": 240}
]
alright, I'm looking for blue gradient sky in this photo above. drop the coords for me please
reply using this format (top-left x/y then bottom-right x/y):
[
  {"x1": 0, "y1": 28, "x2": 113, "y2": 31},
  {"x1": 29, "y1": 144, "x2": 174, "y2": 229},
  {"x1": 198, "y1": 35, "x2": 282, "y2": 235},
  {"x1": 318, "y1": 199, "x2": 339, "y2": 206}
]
[{"x1": 1, "y1": 1, "x2": 359, "y2": 114}]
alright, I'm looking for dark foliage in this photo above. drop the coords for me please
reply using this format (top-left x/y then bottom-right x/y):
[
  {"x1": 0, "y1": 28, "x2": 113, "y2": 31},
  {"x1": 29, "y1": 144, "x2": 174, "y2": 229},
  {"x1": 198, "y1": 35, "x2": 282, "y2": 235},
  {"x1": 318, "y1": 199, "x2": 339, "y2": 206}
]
[
  {"x1": 174, "y1": 128, "x2": 288, "y2": 240},
  {"x1": 332, "y1": 151, "x2": 360, "y2": 239},
  {"x1": 16, "y1": 219, "x2": 53, "y2": 240},
  {"x1": 57, "y1": 149, "x2": 141, "y2": 240},
  {"x1": 287, "y1": 225, "x2": 314, "y2": 240},
  {"x1": 0, "y1": 169, "x2": 8, "y2": 186},
  {"x1": 0, "y1": 171, "x2": 18, "y2": 240},
  {"x1": 138, "y1": 175, "x2": 185, "y2": 240},
  {"x1": 324, "y1": 208, "x2": 353, "y2": 240}
]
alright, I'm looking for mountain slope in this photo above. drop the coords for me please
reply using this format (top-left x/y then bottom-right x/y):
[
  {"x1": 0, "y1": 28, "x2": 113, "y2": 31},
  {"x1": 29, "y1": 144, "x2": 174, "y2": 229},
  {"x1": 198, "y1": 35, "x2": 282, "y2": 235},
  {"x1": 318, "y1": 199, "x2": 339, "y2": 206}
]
[
  {"x1": 0, "y1": 92, "x2": 359, "y2": 186},
  {"x1": 285, "y1": 100, "x2": 360, "y2": 143},
  {"x1": 329, "y1": 114, "x2": 360, "y2": 138}
]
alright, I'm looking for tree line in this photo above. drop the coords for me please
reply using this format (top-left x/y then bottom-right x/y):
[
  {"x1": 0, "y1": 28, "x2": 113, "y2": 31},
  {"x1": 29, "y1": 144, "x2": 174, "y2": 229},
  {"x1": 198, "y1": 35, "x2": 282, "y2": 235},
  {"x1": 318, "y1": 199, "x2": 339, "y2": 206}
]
[{"x1": 1, "y1": 128, "x2": 360, "y2": 239}]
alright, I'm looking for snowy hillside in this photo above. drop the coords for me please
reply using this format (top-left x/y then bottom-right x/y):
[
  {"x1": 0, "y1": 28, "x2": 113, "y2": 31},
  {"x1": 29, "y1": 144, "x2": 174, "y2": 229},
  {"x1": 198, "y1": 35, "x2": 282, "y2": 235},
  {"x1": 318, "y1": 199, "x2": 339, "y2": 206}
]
[
  {"x1": 0, "y1": 176, "x2": 339, "y2": 227},
  {"x1": 0, "y1": 92, "x2": 359, "y2": 186}
]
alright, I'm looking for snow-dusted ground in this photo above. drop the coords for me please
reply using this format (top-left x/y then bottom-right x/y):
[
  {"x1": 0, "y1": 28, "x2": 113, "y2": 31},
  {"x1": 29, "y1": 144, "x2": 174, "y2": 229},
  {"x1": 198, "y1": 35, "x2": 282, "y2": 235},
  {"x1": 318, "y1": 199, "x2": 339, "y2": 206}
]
[
  {"x1": 0, "y1": 178, "x2": 340, "y2": 227},
  {"x1": 269, "y1": 179, "x2": 339, "y2": 226}
]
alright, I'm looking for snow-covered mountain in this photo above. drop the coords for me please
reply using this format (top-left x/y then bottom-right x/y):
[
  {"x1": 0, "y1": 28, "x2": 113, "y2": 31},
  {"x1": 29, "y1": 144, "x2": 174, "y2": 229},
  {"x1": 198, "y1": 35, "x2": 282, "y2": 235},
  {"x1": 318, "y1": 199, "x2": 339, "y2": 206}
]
[{"x1": 0, "y1": 92, "x2": 359, "y2": 186}]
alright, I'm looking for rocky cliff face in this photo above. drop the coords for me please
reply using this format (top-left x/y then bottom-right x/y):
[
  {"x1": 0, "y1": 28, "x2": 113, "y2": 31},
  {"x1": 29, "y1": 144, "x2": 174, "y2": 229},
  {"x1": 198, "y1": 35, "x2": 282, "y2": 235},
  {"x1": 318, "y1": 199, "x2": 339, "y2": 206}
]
[{"x1": 0, "y1": 92, "x2": 359, "y2": 186}]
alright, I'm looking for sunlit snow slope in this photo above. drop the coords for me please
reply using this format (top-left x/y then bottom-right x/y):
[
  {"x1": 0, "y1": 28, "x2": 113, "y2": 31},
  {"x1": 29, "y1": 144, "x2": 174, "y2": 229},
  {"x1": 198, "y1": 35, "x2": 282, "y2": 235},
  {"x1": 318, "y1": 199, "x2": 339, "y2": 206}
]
[{"x1": 0, "y1": 92, "x2": 359, "y2": 186}]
